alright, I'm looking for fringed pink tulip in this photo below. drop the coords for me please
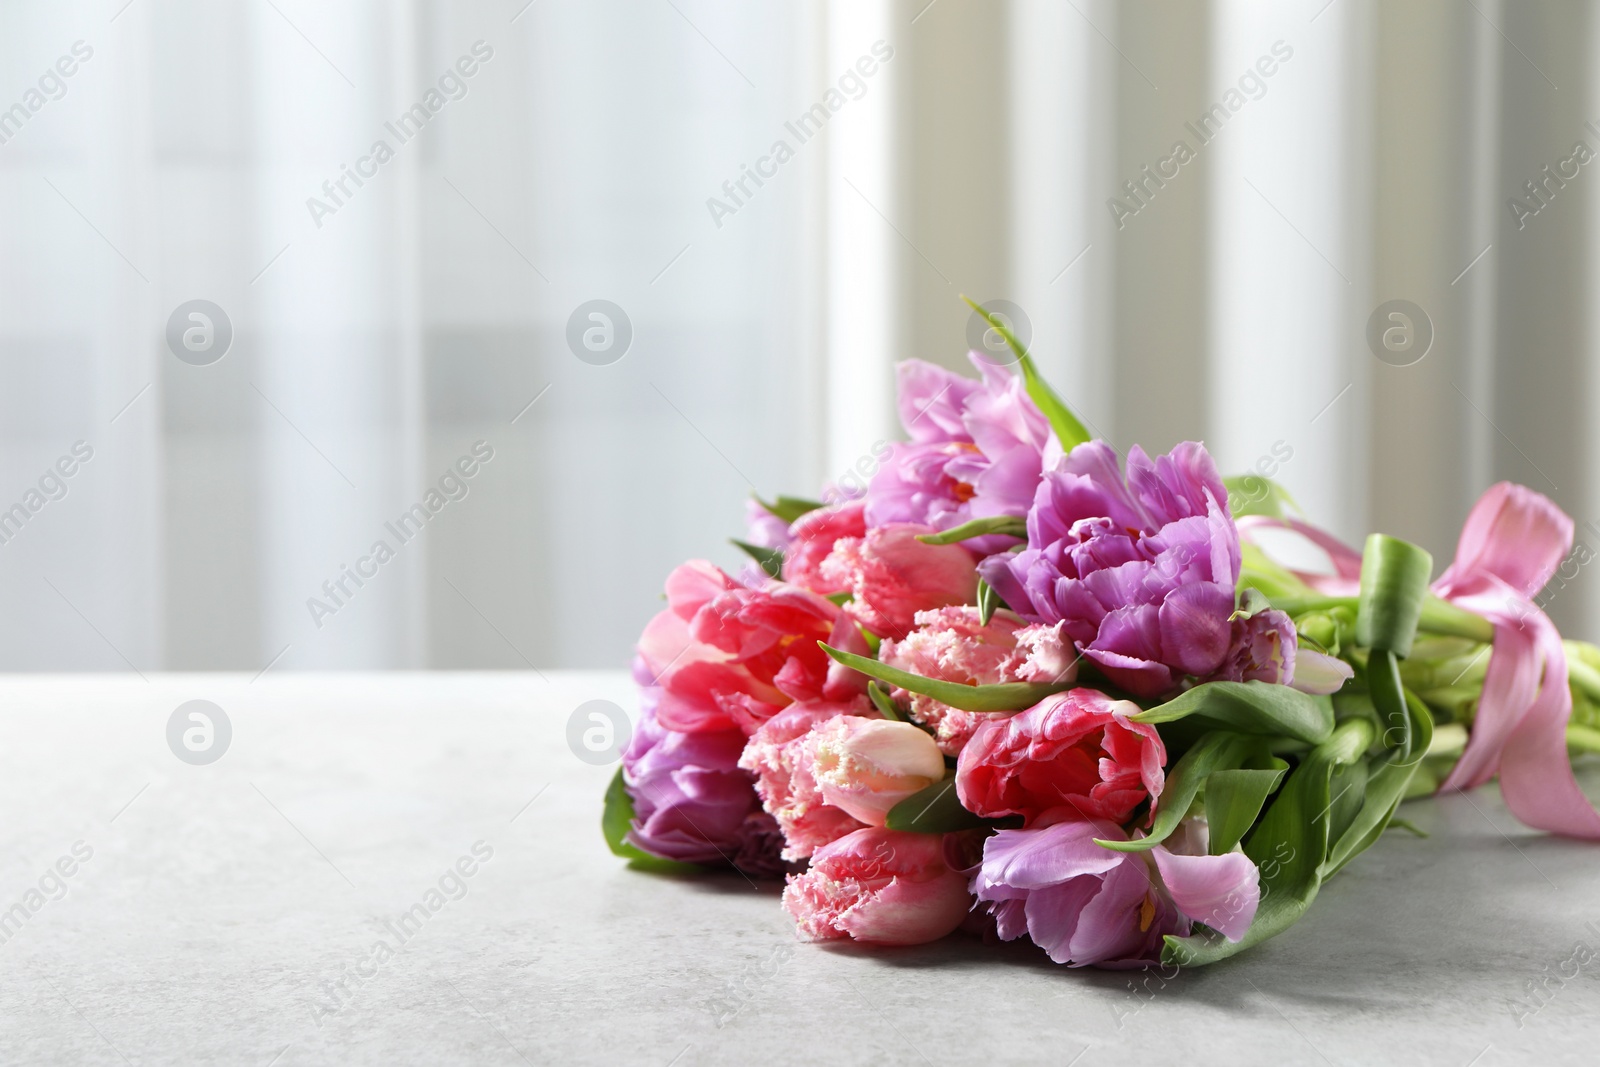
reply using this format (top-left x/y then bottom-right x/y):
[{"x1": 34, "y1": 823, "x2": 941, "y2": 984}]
[
  {"x1": 808, "y1": 717, "x2": 946, "y2": 825},
  {"x1": 820, "y1": 523, "x2": 979, "y2": 639},
  {"x1": 783, "y1": 827, "x2": 972, "y2": 945},
  {"x1": 739, "y1": 701, "x2": 873, "y2": 861},
  {"x1": 880, "y1": 606, "x2": 1077, "y2": 755},
  {"x1": 782, "y1": 500, "x2": 868, "y2": 597}
]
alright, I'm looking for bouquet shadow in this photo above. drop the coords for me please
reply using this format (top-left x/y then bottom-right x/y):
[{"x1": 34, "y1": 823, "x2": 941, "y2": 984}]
[{"x1": 808, "y1": 793, "x2": 1600, "y2": 1014}]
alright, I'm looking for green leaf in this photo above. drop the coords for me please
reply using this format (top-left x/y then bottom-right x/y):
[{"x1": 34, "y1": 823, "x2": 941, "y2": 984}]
[
  {"x1": 730, "y1": 539, "x2": 783, "y2": 580},
  {"x1": 1322, "y1": 759, "x2": 1401, "y2": 878},
  {"x1": 1205, "y1": 764, "x2": 1289, "y2": 855},
  {"x1": 1162, "y1": 718, "x2": 1373, "y2": 968},
  {"x1": 916, "y1": 515, "x2": 1027, "y2": 545},
  {"x1": 1223, "y1": 474, "x2": 1301, "y2": 519},
  {"x1": 1132, "y1": 681, "x2": 1334, "y2": 745},
  {"x1": 867, "y1": 681, "x2": 902, "y2": 722},
  {"x1": 885, "y1": 775, "x2": 986, "y2": 833},
  {"x1": 1367, "y1": 648, "x2": 1414, "y2": 761},
  {"x1": 602, "y1": 766, "x2": 704, "y2": 874},
  {"x1": 820, "y1": 643, "x2": 1070, "y2": 712},
  {"x1": 755, "y1": 494, "x2": 825, "y2": 525},
  {"x1": 1326, "y1": 758, "x2": 1370, "y2": 845},
  {"x1": 961, "y1": 295, "x2": 1091, "y2": 451},
  {"x1": 1331, "y1": 688, "x2": 1378, "y2": 725},
  {"x1": 1355, "y1": 534, "x2": 1434, "y2": 657},
  {"x1": 977, "y1": 577, "x2": 1005, "y2": 626},
  {"x1": 1097, "y1": 732, "x2": 1252, "y2": 853},
  {"x1": 1322, "y1": 690, "x2": 1433, "y2": 878}
]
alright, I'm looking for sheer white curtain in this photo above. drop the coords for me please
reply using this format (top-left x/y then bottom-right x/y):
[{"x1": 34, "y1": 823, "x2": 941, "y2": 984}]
[
  {"x1": 0, "y1": 0, "x2": 820, "y2": 671},
  {"x1": 0, "y1": 3, "x2": 161, "y2": 672},
  {"x1": 2, "y1": 0, "x2": 1599, "y2": 671},
  {"x1": 1206, "y1": 0, "x2": 1364, "y2": 535}
]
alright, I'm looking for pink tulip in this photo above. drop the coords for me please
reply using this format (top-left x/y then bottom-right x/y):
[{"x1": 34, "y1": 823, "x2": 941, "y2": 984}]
[
  {"x1": 808, "y1": 717, "x2": 947, "y2": 825},
  {"x1": 636, "y1": 560, "x2": 868, "y2": 735},
  {"x1": 783, "y1": 827, "x2": 972, "y2": 945},
  {"x1": 782, "y1": 500, "x2": 868, "y2": 597},
  {"x1": 864, "y1": 355, "x2": 1050, "y2": 554},
  {"x1": 739, "y1": 701, "x2": 872, "y2": 861},
  {"x1": 880, "y1": 606, "x2": 1077, "y2": 755},
  {"x1": 820, "y1": 523, "x2": 980, "y2": 639},
  {"x1": 956, "y1": 688, "x2": 1165, "y2": 825}
]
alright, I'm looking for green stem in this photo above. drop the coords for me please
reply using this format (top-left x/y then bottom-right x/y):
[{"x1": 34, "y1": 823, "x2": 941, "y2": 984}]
[
  {"x1": 1568, "y1": 658, "x2": 1600, "y2": 706},
  {"x1": 1568, "y1": 723, "x2": 1600, "y2": 755},
  {"x1": 1418, "y1": 597, "x2": 1497, "y2": 642},
  {"x1": 1264, "y1": 593, "x2": 1495, "y2": 643}
]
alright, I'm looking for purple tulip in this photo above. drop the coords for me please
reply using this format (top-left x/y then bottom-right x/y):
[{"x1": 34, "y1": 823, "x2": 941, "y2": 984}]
[
  {"x1": 1231, "y1": 606, "x2": 1357, "y2": 695},
  {"x1": 622, "y1": 694, "x2": 779, "y2": 871},
  {"x1": 979, "y1": 440, "x2": 1265, "y2": 698},
  {"x1": 970, "y1": 817, "x2": 1259, "y2": 968},
  {"x1": 865, "y1": 355, "x2": 1050, "y2": 551}
]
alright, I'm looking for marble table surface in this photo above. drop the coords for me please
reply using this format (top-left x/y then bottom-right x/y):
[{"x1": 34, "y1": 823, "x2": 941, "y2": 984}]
[{"x1": 3, "y1": 672, "x2": 1599, "y2": 1066}]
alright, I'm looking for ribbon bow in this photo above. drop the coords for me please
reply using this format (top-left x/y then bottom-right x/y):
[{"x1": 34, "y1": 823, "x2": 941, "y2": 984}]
[{"x1": 1241, "y1": 483, "x2": 1600, "y2": 839}]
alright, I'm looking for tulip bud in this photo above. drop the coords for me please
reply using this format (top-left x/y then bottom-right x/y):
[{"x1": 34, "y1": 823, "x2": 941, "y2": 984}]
[{"x1": 808, "y1": 717, "x2": 946, "y2": 825}]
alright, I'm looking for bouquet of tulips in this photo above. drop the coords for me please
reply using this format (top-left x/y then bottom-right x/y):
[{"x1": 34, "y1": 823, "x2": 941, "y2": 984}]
[{"x1": 602, "y1": 301, "x2": 1600, "y2": 968}]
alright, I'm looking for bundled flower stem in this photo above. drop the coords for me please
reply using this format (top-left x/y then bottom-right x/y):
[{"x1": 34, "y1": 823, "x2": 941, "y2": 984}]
[{"x1": 602, "y1": 301, "x2": 1600, "y2": 969}]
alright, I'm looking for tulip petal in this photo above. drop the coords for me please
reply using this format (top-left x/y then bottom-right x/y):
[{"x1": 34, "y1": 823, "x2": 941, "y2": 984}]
[
  {"x1": 1151, "y1": 845, "x2": 1260, "y2": 941},
  {"x1": 979, "y1": 822, "x2": 1124, "y2": 891},
  {"x1": 1158, "y1": 581, "x2": 1235, "y2": 676},
  {"x1": 787, "y1": 827, "x2": 973, "y2": 946},
  {"x1": 1064, "y1": 856, "x2": 1157, "y2": 965},
  {"x1": 1017, "y1": 879, "x2": 1099, "y2": 963},
  {"x1": 1288, "y1": 649, "x2": 1354, "y2": 695},
  {"x1": 1058, "y1": 441, "x2": 1152, "y2": 532},
  {"x1": 895, "y1": 359, "x2": 979, "y2": 443},
  {"x1": 836, "y1": 871, "x2": 973, "y2": 945},
  {"x1": 663, "y1": 559, "x2": 740, "y2": 619}
]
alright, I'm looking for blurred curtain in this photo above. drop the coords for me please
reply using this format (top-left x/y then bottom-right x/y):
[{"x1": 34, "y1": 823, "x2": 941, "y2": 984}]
[
  {"x1": 0, "y1": 0, "x2": 822, "y2": 671},
  {"x1": 875, "y1": 0, "x2": 1599, "y2": 640},
  {"x1": 1, "y1": 0, "x2": 1597, "y2": 670}
]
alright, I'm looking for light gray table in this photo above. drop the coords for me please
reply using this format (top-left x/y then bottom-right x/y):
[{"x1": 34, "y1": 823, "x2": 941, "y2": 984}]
[{"x1": 2, "y1": 672, "x2": 1597, "y2": 1065}]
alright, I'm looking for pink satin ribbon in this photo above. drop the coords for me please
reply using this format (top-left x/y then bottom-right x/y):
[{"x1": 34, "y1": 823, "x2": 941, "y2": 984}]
[{"x1": 1239, "y1": 484, "x2": 1600, "y2": 840}]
